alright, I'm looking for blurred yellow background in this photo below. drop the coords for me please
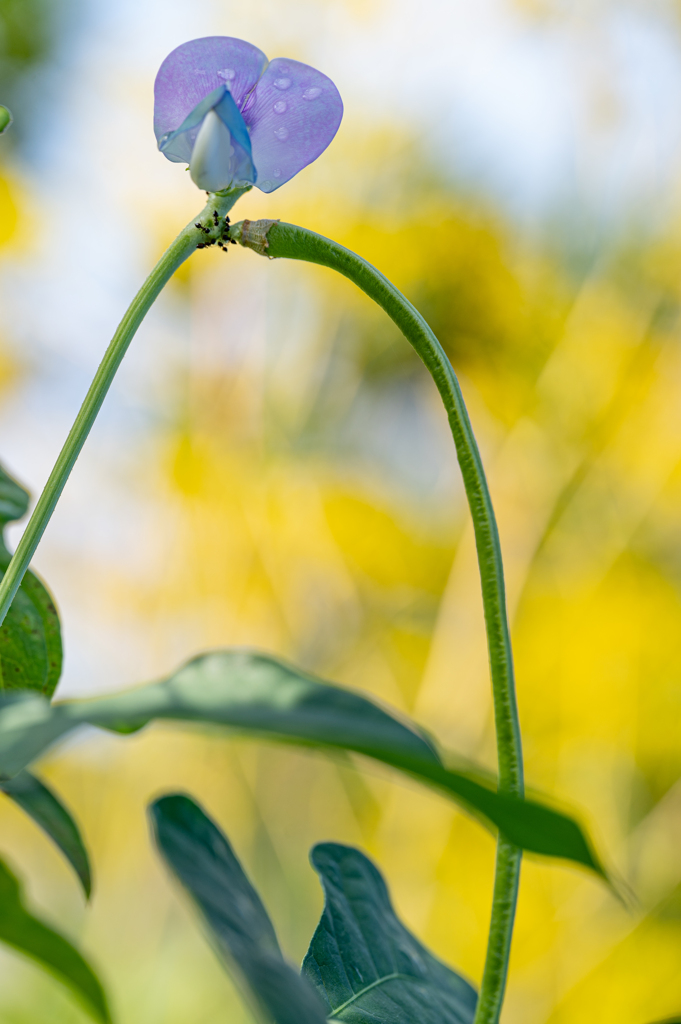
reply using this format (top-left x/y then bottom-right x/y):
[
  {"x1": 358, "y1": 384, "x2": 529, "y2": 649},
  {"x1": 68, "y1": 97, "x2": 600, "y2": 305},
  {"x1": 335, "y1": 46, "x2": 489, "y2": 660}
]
[{"x1": 2, "y1": 0, "x2": 681, "y2": 1022}]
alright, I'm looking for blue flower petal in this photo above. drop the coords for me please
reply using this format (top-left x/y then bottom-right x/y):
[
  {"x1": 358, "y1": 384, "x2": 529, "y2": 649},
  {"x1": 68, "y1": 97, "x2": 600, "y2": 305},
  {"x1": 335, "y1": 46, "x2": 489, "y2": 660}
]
[
  {"x1": 159, "y1": 84, "x2": 226, "y2": 164},
  {"x1": 214, "y1": 89, "x2": 256, "y2": 184},
  {"x1": 243, "y1": 58, "x2": 343, "y2": 193},
  {"x1": 154, "y1": 36, "x2": 267, "y2": 148},
  {"x1": 159, "y1": 84, "x2": 256, "y2": 187}
]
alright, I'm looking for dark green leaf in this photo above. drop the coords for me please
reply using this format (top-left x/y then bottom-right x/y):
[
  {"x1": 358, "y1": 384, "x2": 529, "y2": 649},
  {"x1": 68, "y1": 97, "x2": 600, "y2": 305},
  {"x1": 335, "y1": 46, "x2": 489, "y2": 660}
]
[
  {"x1": 16, "y1": 567, "x2": 63, "y2": 695},
  {"x1": 0, "y1": 649, "x2": 605, "y2": 877},
  {"x1": 303, "y1": 843, "x2": 477, "y2": 1023},
  {"x1": 150, "y1": 794, "x2": 327, "y2": 1024},
  {"x1": 0, "y1": 854, "x2": 110, "y2": 1022},
  {"x1": 1, "y1": 770, "x2": 91, "y2": 897},
  {"x1": 0, "y1": 580, "x2": 52, "y2": 692},
  {"x1": 0, "y1": 463, "x2": 62, "y2": 697},
  {"x1": 0, "y1": 464, "x2": 29, "y2": 525}
]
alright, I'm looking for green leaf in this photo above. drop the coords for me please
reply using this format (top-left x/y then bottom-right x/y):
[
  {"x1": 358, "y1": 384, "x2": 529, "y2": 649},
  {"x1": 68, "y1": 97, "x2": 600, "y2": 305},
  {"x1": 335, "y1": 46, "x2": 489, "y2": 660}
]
[
  {"x1": 0, "y1": 854, "x2": 110, "y2": 1022},
  {"x1": 303, "y1": 843, "x2": 477, "y2": 1023},
  {"x1": 0, "y1": 465, "x2": 29, "y2": 525},
  {"x1": 0, "y1": 649, "x2": 605, "y2": 877},
  {"x1": 1, "y1": 770, "x2": 91, "y2": 897},
  {"x1": 150, "y1": 794, "x2": 327, "y2": 1024},
  {"x1": 0, "y1": 463, "x2": 62, "y2": 697}
]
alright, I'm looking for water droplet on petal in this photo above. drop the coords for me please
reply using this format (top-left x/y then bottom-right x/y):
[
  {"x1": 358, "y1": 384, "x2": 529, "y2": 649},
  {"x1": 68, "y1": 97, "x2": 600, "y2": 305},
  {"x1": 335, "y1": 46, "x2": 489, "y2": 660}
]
[
  {"x1": 274, "y1": 126, "x2": 289, "y2": 140},
  {"x1": 303, "y1": 87, "x2": 322, "y2": 101},
  {"x1": 273, "y1": 77, "x2": 291, "y2": 90},
  {"x1": 218, "y1": 68, "x2": 236, "y2": 81},
  {"x1": 260, "y1": 180, "x2": 273, "y2": 191},
  {"x1": 277, "y1": 64, "x2": 290, "y2": 73},
  {"x1": 273, "y1": 168, "x2": 282, "y2": 178},
  {"x1": 273, "y1": 100, "x2": 287, "y2": 114}
]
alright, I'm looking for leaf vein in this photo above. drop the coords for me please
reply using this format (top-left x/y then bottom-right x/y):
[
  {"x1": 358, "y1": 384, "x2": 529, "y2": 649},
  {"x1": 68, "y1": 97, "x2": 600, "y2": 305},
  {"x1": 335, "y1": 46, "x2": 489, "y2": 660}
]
[{"x1": 329, "y1": 972, "x2": 414, "y2": 1016}]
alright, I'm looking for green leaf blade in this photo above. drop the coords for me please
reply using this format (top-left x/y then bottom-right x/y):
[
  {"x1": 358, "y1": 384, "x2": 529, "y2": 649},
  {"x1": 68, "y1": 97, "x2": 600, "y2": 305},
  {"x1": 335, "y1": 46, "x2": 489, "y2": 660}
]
[
  {"x1": 150, "y1": 793, "x2": 327, "y2": 1024},
  {"x1": 0, "y1": 464, "x2": 29, "y2": 526},
  {"x1": 0, "y1": 649, "x2": 605, "y2": 877},
  {"x1": 0, "y1": 582, "x2": 50, "y2": 692},
  {"x1": 303, "y1": 843, "x2": 477, "y2": 1024},
  {"x1": 0, "y1": 691, "x2": 73, "y2": 779},
  {"x1": 18, "y1": 568, "x2": 63, "y2": 695},
  {"x1": 1, "y1": 770, "x2": 92, "y2": 897},
  {"x1": 0, "y1": 856, "x2": 110, "y2": 1023},
  {"x1": 0, "y1": 463, "x2": 63, "y2": 697}
]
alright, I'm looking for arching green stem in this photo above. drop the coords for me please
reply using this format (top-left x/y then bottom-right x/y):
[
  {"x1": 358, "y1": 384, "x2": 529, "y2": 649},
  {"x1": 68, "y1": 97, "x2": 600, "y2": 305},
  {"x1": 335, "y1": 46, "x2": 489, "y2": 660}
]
[
  {"x1": 0, "y1": 188, "x2": 249, "y2": 632},
  {"x1": 232, "y1": 218, "x2": 524, "y2": 1024}
]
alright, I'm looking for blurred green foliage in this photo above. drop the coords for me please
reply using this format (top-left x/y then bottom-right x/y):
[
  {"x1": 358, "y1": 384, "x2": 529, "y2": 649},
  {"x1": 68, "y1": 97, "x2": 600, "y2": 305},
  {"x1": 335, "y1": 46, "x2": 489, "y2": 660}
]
[{"x1": 0, "y1": 0, "x2": 62, "y2": 137}]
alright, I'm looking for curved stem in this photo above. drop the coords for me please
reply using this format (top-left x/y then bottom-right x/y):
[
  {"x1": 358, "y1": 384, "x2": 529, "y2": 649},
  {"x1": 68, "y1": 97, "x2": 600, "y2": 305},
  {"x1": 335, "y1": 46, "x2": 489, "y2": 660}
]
[
  {"x1": 233, "y1": 218, "x2": 523, "y2": 1023},
  {"x1": 0, "y1": 189, "x2": 247, "y2": 632}
]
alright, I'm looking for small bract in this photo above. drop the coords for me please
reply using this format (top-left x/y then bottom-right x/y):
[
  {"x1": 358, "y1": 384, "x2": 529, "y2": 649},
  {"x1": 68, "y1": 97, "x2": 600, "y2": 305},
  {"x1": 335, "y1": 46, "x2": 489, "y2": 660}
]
[{"x1": 154, "y1": 37, "x2": 343, "y2": 194}]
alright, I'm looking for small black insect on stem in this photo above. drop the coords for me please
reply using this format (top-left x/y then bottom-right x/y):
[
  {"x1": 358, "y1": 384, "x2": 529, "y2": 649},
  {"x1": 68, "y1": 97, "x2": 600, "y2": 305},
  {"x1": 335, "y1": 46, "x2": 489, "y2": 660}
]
[{"x1": 195, "y1": 213, "x2": 233, "y2": 251}]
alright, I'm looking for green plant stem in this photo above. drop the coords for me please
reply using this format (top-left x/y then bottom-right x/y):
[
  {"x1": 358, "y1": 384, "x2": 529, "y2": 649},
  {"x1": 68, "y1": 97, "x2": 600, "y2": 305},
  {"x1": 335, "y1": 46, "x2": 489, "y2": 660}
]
[
  {"x1": 0, "y1": 189, "x2": 247, "y2": 633},
  {"x1": 233, "y1": 218, "x2": 524, "y2": 1024}
]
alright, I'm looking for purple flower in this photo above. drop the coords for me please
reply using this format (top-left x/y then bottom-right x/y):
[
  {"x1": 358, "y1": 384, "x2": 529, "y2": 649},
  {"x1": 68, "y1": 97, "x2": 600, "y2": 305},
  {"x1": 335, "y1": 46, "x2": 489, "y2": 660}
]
[{"x1": 154, "y1": 37, "x2": 343, "y2": 194}]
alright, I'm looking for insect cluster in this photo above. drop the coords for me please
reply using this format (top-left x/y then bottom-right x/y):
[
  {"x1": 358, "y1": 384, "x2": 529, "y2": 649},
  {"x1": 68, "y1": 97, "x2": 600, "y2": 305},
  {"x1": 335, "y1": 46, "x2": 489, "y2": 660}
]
[{"x1": 195, "y1": 210, "x2": 237, "y2": 251}]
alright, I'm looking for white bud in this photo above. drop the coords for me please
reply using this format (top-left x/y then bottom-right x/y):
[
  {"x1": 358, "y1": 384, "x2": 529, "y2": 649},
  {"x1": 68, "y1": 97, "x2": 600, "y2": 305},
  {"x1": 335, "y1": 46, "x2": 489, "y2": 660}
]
[{"x1": 189, "y1": 110, "x2": 233, "y2": 192}]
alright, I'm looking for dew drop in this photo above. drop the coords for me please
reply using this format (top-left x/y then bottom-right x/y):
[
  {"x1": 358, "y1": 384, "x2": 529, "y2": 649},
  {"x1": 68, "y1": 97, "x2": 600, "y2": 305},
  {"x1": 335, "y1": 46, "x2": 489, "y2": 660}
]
[
  {"x1": 274, "y1": 126, "x2": 289, "y2": 140},
  {"x1": 273, "y1": 77, "x2": 291, "y2": 90},
  {"x1": 218, "y1": 68, "x2": 236, "y2": 81},
  {"x1": 260, "y1": 180, "x2": 273, "y2": 191},
  {"x1": 273, "y1": 167, "x2": 282, "y2": 178},
  {"x1": 303, "y1": 87, "x2": 322, "y2": 101},
  {"x1": 273, "y1": 100, "x2": 287, "y2": 114}
]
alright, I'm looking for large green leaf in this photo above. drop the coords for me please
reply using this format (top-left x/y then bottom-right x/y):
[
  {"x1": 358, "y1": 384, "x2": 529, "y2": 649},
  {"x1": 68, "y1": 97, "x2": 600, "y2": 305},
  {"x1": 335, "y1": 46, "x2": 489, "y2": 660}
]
[
  {"x1": 0, "y1": 649, "x2": 605, "y2": 876},
  {"x1": 303, "y1": 843, "x2": 477, "y2": 1023},
  {"x1": 0, "y1": 463, "x2": 62, "y2": 696},
  {"x1": 1, "y1": 769, "x2": 92, "y2": 897},
  {"x1": 150, "y1": 794, "x2": 327, "y2": 1024},
  {"x1": 0, "y1": 854, "x2": 110, "y2": 1022}
]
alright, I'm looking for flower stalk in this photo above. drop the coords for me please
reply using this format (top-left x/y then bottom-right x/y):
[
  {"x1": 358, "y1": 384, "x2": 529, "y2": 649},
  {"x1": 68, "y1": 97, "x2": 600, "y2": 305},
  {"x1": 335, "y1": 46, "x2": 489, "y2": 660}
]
[
  {"x1": 0, "y1": 188, "x2": 247, "y2": 630},
  {"x1": 232, "y1": 218, "x2": 524, "y2": 1024}
]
